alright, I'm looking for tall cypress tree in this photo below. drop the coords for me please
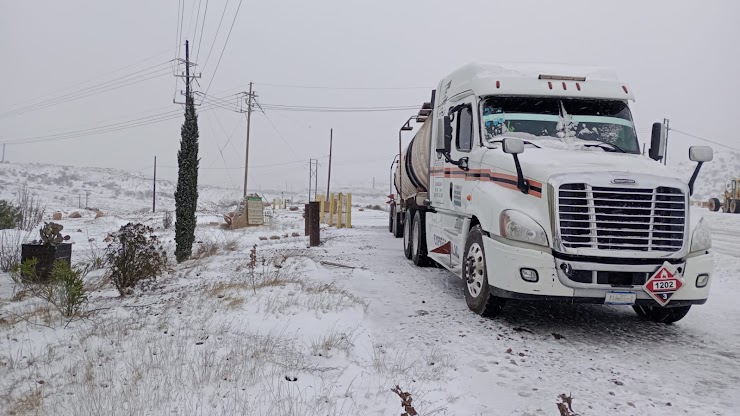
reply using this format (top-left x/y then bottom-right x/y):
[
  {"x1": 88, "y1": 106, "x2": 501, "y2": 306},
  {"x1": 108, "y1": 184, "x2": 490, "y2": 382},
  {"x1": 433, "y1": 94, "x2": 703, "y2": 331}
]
[{"x1": 174, "y1": 94, "x2": 199, "y2": 262}]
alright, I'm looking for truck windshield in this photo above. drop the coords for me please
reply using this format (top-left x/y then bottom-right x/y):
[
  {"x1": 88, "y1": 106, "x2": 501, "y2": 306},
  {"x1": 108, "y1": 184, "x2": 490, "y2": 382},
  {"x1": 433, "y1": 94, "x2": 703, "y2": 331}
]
[{"x1": 481, "y1": 97, "x2": 640, "y2": 153}]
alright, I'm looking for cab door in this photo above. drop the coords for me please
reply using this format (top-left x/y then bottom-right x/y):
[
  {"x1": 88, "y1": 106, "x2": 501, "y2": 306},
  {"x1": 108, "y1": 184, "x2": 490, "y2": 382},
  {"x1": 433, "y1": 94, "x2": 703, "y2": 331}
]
[{"x1": 428, "y1": 98, "x2": 477, "y2": 271}]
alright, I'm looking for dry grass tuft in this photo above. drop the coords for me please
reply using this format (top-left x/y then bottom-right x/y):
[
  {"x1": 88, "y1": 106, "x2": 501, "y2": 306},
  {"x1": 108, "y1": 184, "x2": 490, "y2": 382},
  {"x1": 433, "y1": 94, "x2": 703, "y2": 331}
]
[
  {"x1": 7, "y1": 386, "x2": 43, "y2": 415},
  {"x1": 192, "y1": 235, "x2": 240, "y2": 260},
  {"x1": 557, "y1": 393, "x2": 579, "y2": 416},
  {"x1": 391, "y1": 385, "x2": 418, "y2": 416}
]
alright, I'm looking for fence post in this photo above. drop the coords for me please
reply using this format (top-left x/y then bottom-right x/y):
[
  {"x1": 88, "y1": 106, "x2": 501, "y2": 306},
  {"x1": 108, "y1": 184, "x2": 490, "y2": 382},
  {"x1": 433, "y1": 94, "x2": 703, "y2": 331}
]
[
  {"x1": 329, "y1": 193, "x2": 335, "y2": 226},
  {"x1": 308, "y1": 201, "x2": 320, "y2": 247},
  {"x1": 346, "y1": 193, "x2": 352, "y2": 229},
  {"x1": 304, "y1": 204, "x2": 310, "y2": 236},
  {"x1": 318, "y1": 194, "x2": 325, "y2": 224},
  {"x1": 337, "y1": 193, "x2": 344, "y2": 229}
]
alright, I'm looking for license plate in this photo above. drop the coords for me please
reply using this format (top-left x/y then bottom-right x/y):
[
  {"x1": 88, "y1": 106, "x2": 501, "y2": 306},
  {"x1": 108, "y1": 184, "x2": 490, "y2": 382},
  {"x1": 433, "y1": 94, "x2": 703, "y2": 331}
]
[{"x1": 605, "y1": 291, "x2": 637, "y2": 305}]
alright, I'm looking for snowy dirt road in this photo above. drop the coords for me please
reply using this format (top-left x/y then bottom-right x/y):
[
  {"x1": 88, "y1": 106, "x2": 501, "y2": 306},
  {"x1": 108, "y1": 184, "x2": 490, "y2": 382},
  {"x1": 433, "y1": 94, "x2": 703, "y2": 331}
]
[{"x1": 322, "y1": 210, "x2": 740, "y2": 415}]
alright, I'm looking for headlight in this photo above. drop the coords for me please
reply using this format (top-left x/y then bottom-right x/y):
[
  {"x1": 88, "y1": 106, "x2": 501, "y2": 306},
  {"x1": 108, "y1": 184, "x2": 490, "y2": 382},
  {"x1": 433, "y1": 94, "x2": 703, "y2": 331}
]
[
  {"x1": 690, "y1": 218, "x2": 711, "y2": 252},
  {"x1": 499, "y1": 210, "x2": 548, "y2": 247}
]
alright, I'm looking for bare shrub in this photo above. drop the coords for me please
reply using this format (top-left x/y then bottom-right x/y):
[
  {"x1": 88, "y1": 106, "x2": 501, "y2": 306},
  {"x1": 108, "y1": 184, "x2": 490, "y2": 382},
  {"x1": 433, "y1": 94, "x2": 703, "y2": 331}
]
[
  {"x1": 106, "y1": 223, "x2": 168, "y2": 296},
  {"x1": 162, "y1": 210, "x2": 173, "y2": 230},
  {"x1": 391, "y1": 385, "x2": 418, "y2": 416},
  {"x1": 0, "y1": 229, "x2": 31, "y2": 272},
  {"x1": 16, "y1": 184, "x2": 45, "y2": 231},
  {"x1": 557, "y1": 393, "x2": 579, "y2": 416},
  {"x1": 192, "y1": 235, "x2": 239, "y2": 260}
]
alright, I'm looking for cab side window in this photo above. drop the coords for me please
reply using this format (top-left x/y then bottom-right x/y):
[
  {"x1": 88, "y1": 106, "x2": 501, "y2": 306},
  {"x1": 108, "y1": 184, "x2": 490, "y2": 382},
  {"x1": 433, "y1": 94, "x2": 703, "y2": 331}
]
[{"x1": 456, "y1": 106, "x2": 473, "y2": 152}]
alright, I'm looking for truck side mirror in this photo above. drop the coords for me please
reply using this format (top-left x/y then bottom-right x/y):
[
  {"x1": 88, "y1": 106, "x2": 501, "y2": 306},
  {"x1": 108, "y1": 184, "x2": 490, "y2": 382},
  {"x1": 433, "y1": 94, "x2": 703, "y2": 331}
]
[
  {"x1": 687, "y1": 145, "x2": 713, "y2": 196},
  {"x1": 503, "y1": 137, "x2": 525, "y2": 154},
  {"x1": 648, "y1": 122, "x2": 665, "y2": 161},
  {"x1": 503, "y1": 138, "x2": 529, "y2": 194},
  {"x1": 689, "y1": 146, "x2": 713, "y2": 162}
]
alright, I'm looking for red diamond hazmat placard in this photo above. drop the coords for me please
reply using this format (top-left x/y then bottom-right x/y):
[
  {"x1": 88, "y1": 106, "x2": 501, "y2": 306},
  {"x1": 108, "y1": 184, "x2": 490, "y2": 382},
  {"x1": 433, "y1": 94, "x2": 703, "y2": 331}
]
[{"x1": 643, "y1": 262, "x2": 684, "y2": 306}]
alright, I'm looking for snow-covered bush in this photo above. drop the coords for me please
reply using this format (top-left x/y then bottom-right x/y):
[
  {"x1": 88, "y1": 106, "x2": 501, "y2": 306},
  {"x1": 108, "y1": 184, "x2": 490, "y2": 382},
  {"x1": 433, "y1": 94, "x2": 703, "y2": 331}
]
[{"x1": 106, "y1": 223, "x2": 168, "y2": 296}]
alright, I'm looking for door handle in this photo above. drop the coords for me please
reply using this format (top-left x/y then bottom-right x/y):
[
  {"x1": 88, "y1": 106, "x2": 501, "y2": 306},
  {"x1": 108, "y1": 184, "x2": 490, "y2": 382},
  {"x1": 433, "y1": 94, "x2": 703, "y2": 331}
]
[{"x1": 449, "y1": 183, "x2": 453, "y2": 201}]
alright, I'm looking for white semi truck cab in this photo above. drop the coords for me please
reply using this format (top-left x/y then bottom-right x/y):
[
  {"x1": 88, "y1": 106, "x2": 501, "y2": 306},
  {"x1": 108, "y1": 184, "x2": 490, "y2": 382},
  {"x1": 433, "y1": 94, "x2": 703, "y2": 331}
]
[{"x1": 390, "y1": 63, "x2": 714, "y2": 323}]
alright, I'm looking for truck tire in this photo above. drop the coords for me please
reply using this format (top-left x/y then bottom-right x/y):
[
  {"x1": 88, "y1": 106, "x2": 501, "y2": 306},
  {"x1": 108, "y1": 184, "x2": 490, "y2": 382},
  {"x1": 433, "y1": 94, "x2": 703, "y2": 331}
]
[
  {"x1": 411, "y1": 211, "x2": 430, "y2": 266},
  {"x1": 731, "y1": 199, "x2": 740, "y2": 214},
  {"x1": 462, "y1": 225, "x2": 505, "y2": 317},
  {"x1": 389, "y1": 204, "x2": 395, "y2": 232},
  {"x1": 632, "y1": 305, "x2": 691, "y2": 324},
  {"x1": 722, "y1": 198, "x2": 730, "y2": 213},
  {"x1": 708, "y1": 198, "x2": 721, "y2": 212},
  {"x1": 392, "y1": 208, "x2": 404, "y2": 238},
  {"x1": 403, "y1": 209, "x2": 414, "y2": 260}
]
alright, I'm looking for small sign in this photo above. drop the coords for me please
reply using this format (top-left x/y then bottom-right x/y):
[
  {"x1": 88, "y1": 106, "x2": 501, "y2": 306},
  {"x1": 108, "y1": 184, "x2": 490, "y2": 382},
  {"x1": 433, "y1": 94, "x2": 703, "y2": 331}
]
[
  {"x1": 643, "y1": 262, "x2": 684, "y2": 306},
  {"x1": 247, "y1": 196, "x2": 264, "y2": 225}
]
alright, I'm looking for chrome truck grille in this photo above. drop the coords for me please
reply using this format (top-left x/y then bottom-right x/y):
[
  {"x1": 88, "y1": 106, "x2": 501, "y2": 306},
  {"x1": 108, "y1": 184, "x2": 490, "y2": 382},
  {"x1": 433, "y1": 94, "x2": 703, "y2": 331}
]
[{"x1": 557, "y1": 184, "x2": 686, "y2": 252}]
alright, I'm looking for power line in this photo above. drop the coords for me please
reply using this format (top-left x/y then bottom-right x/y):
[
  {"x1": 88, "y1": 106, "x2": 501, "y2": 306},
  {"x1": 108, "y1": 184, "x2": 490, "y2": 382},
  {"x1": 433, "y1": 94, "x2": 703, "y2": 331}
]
[
  {"x1": 669, "y1": 127, "x2": 740, "y2": 152},
  {"x1": 174, "y1": 0, "x2": 183, "y2": 70},
  {"x1": 195, "y1": 0, "x2": 210, "y2": 63},
  {"x1": 1, "y1": 96, "x2": 236, "y2": 146},
  {"x1": 191, "y1": 0, "x2": 204, "y2": 52},
  {"x1": 259, "y1": 104, "x2": 420, "y2": 113},
  {"x1": 257, "y1": 82, "x2": 433, "y2": 91},
  {"x1": 203, "y1": 0, "x2": 243, "y2": 96},
  {"x1": 1, "y1": 48, "x2": 175, "y2": 113},
  {"x1": 201, "y1": 0, "x2": 229, "y2": 72},
  {"x1": 0, "y1": 63, "x2": 173, "y2": 119}
]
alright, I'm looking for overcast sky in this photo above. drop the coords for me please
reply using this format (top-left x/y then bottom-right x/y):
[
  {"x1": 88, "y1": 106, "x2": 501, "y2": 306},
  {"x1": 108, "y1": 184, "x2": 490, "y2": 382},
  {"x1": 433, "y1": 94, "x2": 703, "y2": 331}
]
[{"x1": 1, "y1": 0, "x2": 738, "y2": 192}]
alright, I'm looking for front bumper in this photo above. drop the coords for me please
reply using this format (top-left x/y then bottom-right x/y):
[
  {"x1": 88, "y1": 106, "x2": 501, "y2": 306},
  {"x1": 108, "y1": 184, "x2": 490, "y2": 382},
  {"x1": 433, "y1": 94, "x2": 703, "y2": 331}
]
[{"x1": 481, "y1": 235, "x2": 712, "y2": 307}]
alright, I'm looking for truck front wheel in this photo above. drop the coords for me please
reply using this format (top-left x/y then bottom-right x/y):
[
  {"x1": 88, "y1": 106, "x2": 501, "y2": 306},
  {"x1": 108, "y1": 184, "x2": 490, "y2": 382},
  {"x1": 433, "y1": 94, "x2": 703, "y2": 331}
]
[
  {"x1": 731, "y1": 199, "x2": 740, "y2": 214},
  {"x1": 462, "y1": 226, "x2": 505, "y2": 317},
  {"x1": 633, "y1": 305, "x2": 691, "y2": 324}
]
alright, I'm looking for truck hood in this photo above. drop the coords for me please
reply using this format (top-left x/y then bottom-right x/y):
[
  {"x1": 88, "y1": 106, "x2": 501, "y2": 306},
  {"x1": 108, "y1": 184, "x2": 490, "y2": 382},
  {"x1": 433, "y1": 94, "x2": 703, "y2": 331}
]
[{"x1": 484, "y1": 147, "x2": 687, "y2": 184}]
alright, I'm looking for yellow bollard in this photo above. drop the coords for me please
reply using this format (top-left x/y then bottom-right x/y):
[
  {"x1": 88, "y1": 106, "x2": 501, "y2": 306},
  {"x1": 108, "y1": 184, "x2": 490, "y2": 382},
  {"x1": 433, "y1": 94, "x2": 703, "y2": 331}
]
[
  {"x1": 318, "y1": 194, "x2": 325, "y2": 224},
  {"x1": 346, "y1": 193, "x2": 352, "y2": 229},
  {"x1": 337, "y1": 193, "x2": 344, "y2": 229},
  {"x1": 329, "y1": 194, "x2": 335, "y2": 226}
]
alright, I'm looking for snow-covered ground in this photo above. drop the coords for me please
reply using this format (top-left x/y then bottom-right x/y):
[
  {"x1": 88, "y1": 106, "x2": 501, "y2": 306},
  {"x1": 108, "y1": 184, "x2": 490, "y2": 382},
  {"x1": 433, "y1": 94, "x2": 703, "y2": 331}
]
[{"x1": 1, "y1": 162, "x2": 739, "y2": 415}]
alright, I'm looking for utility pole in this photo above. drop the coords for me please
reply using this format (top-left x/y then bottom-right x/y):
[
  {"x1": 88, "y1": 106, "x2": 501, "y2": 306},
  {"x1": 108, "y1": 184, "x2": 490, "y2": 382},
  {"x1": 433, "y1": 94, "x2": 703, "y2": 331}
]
[
  {"x1": 308, "y1": 159, "x2": 318, "y2": 202},
  {"x1": 1, "y1": 144, "x2": 5, "y2": 163},
  {"x1": 152, "y1": 156, "x2": 157, "y2": 213},
  {"x1": 326, "y1": 128, "x2": 333, "y2": 199},
  {"x1": 85, "y1": 190, "x2": 90, "y2": 209},
  {"x1": 663, "y1": 118, "x2": 670, "y2": 166},
  {"x1": 237, "y1": 83, "x2": 257, "y2": 199},
  {"x1": 173, "y1": 40, "x2": 200, "y2": 105}
]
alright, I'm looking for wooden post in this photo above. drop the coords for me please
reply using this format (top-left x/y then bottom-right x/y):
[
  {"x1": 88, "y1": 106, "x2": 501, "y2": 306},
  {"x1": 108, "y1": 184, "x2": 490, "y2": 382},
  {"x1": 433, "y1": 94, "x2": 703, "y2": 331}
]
[
  {"x1": 346, "y1": 193, "x2": 352, "y2": 228},
  {"x1": 308, "y1": 201, "x2": 320, "y2": 247},
  {"x1": 329, "y1": 193, "x2": 335, "y2": 226},
  {"x1": 304, "y1": 203, "x2": 310, "y2": 236},
  {"x1": 318, "y1": 194, "x2": 325, "y2": 224},
  {"x1": 337, "y1": 193, "x2": 344, "y2": 229}
]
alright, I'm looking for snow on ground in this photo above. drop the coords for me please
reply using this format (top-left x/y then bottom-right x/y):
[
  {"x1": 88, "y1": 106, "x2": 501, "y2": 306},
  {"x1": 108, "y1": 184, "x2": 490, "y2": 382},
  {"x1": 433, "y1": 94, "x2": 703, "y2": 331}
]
[{"x1": 1, "y1": 163, "x2": 739, "y2": 415}]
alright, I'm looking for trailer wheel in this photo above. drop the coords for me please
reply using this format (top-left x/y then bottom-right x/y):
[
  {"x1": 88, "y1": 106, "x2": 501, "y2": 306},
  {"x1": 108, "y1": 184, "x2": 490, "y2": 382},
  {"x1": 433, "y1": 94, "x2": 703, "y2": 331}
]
[
  {"x1": 708, "y1": 198, "x2": 721, "y2": 212},
  {"x1": 632, "y1": 305, "x2": 691, "y2": 324},
  {"x1": 403, "y1": 209, "x2": 414, "y2": 260},
  {"x1": 411, "y1": 211, "x2": 429, "y2": 266},
  {"x1": 462, "y1": 225, "x2": 505, "y2": 317},
  {"x1": 731, "y1": 199, "x2": 740, "y2": 214},
  {"x1": 392, "y1": 207, "x2": 403, "y2": 238}
]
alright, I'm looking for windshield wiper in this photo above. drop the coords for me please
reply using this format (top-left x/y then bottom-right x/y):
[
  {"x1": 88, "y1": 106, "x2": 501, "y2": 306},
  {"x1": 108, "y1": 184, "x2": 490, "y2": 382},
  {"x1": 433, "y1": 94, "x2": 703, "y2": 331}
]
[
  {"x1": 582, "y1": 142, "x2": 628, "y2": 153},
  {"x1": 488, "y1": 139, "x2": 542, "y2": 149}
]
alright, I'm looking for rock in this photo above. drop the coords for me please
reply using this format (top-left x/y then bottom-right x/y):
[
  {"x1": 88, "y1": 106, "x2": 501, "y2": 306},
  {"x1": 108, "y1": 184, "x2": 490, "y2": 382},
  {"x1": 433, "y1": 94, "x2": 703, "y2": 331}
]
[
  {"x1": 76, "y1": 229, "x2": 82, "y2": 233},
  {"x1": 88, "y1": 238, "x2": 95, "y2": 242},
  {"x1": 69, "y1": 211, "x2": 82, "y2": 219},
  {"x1": 52, "y1": 212, "x2": 62, "y2": 220},
  {"x1": 103, "y1": 235, "x2": 112, "y2": 243},
  {"x1": 95, "y1": 210, "x2": 105, "y2": 219}
]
